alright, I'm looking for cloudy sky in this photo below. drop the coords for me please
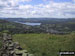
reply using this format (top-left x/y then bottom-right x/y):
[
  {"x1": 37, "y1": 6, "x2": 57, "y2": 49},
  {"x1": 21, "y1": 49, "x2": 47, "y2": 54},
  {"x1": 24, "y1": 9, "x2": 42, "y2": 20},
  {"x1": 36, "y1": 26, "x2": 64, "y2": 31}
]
[{"x1": 0, "y1": 0, "x2": 75, "y2": 18}]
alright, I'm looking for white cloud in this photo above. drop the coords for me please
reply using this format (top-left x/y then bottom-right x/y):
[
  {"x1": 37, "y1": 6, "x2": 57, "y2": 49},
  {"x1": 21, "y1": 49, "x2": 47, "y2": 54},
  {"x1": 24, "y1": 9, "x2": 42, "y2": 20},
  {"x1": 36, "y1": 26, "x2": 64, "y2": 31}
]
[
  {"x1": 19, "y1": 5, "x2": 33, "y2": 9},
  {"x1": 0, "y1": 0, "x2": 75, "y2": 18}
]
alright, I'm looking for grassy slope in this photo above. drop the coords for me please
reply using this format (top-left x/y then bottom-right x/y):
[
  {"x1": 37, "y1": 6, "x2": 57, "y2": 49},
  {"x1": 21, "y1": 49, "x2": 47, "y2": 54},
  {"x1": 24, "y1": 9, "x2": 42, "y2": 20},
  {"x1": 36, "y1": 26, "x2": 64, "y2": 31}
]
[
  {"x1": 13, "y1": 33, "x2": 75, "y2": 56},
  {"x1": 0, "y1": 37, "x2": 2, "y2": 49}
]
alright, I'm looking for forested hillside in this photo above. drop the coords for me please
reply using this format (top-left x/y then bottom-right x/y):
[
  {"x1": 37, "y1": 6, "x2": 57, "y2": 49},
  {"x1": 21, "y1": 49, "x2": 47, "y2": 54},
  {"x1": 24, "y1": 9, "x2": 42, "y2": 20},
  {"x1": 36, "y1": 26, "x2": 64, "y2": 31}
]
[
  {"x1": 0, "y1": 19, "x2": 28, "y2": 34},
  {"x1": 0, "y1": 19, "x2": 75, "y2": 34}
]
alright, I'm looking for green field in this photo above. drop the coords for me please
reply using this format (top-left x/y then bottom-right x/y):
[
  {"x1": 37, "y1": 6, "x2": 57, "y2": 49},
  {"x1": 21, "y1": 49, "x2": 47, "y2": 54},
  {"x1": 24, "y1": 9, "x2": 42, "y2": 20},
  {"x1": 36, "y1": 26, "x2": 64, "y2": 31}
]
[{"x1": 13, "y1": 33, "x2": 75, "y2": 56}]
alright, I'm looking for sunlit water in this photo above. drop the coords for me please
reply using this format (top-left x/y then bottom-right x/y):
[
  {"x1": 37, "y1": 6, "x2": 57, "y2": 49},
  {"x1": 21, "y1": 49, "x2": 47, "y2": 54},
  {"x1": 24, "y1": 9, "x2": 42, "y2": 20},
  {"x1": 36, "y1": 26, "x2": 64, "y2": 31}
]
[{"x1": 15, "y1": 21, "x2": 41, "y2": 26}]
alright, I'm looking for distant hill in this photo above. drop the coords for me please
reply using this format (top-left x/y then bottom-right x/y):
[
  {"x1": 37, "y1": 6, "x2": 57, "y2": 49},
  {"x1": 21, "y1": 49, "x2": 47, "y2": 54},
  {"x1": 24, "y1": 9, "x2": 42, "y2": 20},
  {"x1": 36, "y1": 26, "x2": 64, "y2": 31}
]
[
  {"x1": 0, "y1": 18, "x2": 75, "y2": 24},
  {"x1": 0, "y1": 19, "x2": 28, "y2": 34},
  {"x1": 0, "y1": 18, "x2": 75, "y2": 34},
  {"x1": 0, "y1": 19, "x2": 45, "y2": 34}
]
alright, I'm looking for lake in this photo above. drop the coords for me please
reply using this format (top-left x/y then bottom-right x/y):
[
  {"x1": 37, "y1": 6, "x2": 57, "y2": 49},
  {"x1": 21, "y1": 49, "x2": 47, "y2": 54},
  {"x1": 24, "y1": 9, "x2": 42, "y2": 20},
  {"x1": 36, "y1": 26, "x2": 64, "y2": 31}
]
[
  {"x1": 22, "y1": 22, "x2": 41, "y2": 26},
  {"x1": 15, "y1": 21, "x2": 41, "y2": 26}
]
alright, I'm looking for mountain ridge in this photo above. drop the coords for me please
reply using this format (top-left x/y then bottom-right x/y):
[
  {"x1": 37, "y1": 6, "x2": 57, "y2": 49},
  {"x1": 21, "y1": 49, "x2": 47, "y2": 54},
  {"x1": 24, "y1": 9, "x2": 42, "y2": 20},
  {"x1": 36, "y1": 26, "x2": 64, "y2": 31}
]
[{"x1": 0, "y1": 18, "x2": 75, "y2": 23}]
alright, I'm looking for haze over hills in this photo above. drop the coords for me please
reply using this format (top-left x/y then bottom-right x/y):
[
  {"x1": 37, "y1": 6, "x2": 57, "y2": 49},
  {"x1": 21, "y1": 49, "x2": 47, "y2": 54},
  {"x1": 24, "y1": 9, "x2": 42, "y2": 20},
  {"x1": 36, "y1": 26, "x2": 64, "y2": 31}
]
[
  {"x1": 0, "y1": 18, "x2": 75, "y2": 23},
  {"x1": 0, "y1": 18, "x2": 75, "y2": 34}
]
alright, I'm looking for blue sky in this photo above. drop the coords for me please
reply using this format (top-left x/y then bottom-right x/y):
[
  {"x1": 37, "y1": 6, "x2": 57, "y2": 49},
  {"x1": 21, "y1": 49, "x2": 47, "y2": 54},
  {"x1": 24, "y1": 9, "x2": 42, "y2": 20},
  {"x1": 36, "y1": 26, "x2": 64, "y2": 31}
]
[
  {"x1": 19, "y1": 0, "x2": 49, "y2": 5},
  {"x1": 19, "y1": 0, "x2": 73, "y2": 5},
  {"x1": 54, "y1": 0, "x2": 73, "y2": 2},
  {"x1": 0, "y1": 0, "x2": 75, "y2": 18}
]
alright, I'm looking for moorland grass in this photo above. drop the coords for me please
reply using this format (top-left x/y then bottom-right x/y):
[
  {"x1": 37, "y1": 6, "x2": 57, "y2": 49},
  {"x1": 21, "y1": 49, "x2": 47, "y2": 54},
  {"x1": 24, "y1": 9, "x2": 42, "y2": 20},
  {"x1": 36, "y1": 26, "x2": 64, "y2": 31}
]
[{"x1": 13, "y1": 33, "x2": 75, "y2": 56}]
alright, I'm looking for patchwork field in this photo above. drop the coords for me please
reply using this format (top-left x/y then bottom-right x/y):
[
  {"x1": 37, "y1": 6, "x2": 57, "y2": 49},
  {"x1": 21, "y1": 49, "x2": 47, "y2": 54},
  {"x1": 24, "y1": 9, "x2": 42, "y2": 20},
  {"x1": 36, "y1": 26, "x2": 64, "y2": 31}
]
[{"x1": 13, "y1": 33, "x2": 75, "y2": 56}]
